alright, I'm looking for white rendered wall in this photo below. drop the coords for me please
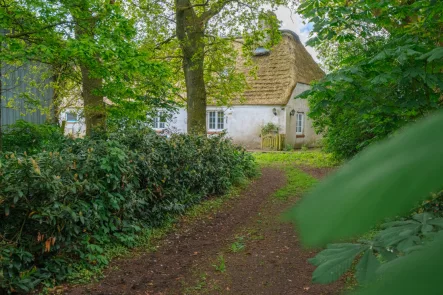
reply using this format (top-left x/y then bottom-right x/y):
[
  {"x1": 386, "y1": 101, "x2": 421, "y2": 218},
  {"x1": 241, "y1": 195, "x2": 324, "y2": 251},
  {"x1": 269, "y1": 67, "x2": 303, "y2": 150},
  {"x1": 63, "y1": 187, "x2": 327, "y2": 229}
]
[
  {"x1": 285, "y1": 83, "x2": 322, "y2": 148},
  {"x1": 166, "y1": 105, "x2": 286, "y2": 149},
  {"x1": 223, "y1": 105, "x2": 286, "y2": 149},
  {"x1": 60, "y1": 108, "x2": 86, "y2": 137},
  {"x1": 60, "y1": 97, "x2": 321, "y2": 149},
  {"x1": 164, "y1": 108, "x2": 187, "y2": 133}
]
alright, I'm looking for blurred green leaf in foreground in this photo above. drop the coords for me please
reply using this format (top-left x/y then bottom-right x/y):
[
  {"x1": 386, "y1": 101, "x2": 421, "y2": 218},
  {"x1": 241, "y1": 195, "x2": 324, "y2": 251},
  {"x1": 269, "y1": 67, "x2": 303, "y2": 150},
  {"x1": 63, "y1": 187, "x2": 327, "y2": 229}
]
[{"x1": 286, "y1": 111, "x2": 443, "y2": 294}]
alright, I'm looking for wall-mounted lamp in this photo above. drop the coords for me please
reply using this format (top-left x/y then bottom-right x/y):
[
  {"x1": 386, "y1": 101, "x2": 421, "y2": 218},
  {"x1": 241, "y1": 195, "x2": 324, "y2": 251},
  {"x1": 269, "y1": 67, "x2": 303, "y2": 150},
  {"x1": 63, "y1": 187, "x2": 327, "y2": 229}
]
[
  {"x1": 272, "y1": 108, "x2": 277, "y2": 116},
  {"x1": 290, "y1": 109, "x2": 296, "y2": 117}
]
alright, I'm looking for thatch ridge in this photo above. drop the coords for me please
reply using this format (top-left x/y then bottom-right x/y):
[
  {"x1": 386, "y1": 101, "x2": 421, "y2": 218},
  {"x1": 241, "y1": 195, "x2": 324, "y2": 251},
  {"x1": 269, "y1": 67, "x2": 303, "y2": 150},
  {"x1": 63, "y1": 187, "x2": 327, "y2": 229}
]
[{"x1": 230, "y1": 30, "x2": 324, "y2": 106}]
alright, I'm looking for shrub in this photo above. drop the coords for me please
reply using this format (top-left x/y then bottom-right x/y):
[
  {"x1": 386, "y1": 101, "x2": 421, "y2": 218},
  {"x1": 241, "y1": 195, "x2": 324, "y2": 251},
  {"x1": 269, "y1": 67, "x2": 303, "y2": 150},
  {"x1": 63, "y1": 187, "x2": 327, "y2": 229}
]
[
  {"x1": 260, "y1": 122, "x2": 279, "y2": 135},
  {"x1": 420, "y1": 191, "x2": 443, "y2": 217},
  {"x1": 284, "y1": 144, "x2": 294, "y2": 151},
  {"x1": 288, "y1": 111, "x2": 443, "y2": 293},
  {"x1": 0, "y1": 128, "x2": 257, "y2": 293},
  {"x1": 1, "y1": 120, "x2": 66, "y2": 154}
]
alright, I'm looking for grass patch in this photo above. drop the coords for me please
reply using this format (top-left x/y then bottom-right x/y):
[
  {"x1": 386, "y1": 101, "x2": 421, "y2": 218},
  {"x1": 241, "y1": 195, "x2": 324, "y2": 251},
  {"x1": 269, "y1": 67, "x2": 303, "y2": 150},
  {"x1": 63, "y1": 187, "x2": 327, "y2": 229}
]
[
  {"x1": 273, "y1": 168, "x2": 317, "y2": 200},
  {"x1": 253, "y1": 150, "x2": 338, "y2": 168},
  {"x1": 252, "y1": 150, "x2": 336, "y2": 200}
]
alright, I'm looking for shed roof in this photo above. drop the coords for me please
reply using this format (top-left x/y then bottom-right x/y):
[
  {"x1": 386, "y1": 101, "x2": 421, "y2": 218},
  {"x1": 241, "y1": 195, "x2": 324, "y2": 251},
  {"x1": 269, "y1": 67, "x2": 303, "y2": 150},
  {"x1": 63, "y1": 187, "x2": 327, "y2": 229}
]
[{"x1": 231, "y1": 30, "x2": 324, "y2": 106}]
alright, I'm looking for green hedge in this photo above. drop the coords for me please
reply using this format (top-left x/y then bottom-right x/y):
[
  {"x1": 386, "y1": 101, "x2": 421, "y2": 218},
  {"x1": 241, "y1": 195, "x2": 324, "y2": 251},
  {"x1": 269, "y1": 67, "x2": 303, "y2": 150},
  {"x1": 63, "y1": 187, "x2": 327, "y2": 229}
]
[
  {"x1": 0, "y1": 128, "x2": 257, "y2": 293},
  {"x1": 1, "y1": 120, "x2": 66, "y2": 154}
]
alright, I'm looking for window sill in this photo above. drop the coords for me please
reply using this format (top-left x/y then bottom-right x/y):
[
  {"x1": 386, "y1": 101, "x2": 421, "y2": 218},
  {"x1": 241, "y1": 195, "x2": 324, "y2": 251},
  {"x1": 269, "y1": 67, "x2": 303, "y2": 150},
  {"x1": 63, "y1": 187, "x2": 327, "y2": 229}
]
[
  {"x1": 296, "y1": 134, "x2": 305, "y2": 138},
  {"x1": 207, "y1": 131, "x2": 224, "y2": 135}
]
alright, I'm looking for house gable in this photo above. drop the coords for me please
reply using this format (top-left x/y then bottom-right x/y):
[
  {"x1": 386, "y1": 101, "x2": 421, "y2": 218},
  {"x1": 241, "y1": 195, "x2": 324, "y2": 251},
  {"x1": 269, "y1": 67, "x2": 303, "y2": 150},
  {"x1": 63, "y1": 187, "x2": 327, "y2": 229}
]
[{"x1": 229, "y1": 30, "x2": 324, "y2": 106}]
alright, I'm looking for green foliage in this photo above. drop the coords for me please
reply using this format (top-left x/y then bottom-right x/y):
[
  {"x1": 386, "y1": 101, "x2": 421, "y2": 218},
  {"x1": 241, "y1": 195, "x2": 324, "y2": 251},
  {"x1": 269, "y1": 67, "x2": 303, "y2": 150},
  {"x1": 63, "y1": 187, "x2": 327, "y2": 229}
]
[
  {"x1": 284, "y1": 144, "x2": 294, "y2": 151},
  {"x1": 261, "y1": 122, "x2": 279, "y2": 135},
  {"x1": 136, "y1": 0, "x2": 294, "y2": 108},
  {"x1": 310, "y1": 243, "x2": 368, "y2": 284},
  {"x1": 297, "y1": 0, "x2": 443, "y2": 159},
  {"x1": 0, "y1": 0, "x2": 175, "y2": 122},
  {"x1": 288, "y1": 112, "x2": 443, "y2": 247},
  {"x1": 2, "y1": 120, "x2": 65, "y2": 154},
  {"x1": 287, "y1": 112, "x2": 443, "y2": 294},
  {"x1": 0, "y1": 128, "x2": 256, "y2": 293},
  {"x1": 309, "y1": 212, "x2": 443, "y2": 286},
  {"x1": 420, "y1": 191, "x2": 443, "y2": 217}
]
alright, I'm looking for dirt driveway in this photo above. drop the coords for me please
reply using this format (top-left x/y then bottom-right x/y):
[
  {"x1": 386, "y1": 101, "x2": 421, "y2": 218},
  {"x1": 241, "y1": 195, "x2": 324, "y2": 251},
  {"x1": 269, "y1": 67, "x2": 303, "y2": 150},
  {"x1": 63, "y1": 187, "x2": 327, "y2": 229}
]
[{"x1": 65, "y1": 167, "x2": 343, "y2": 295}]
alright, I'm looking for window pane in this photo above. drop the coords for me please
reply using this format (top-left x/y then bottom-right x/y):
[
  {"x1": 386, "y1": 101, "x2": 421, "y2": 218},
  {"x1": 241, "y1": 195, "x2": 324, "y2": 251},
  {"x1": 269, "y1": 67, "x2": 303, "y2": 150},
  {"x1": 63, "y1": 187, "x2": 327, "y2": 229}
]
[
  {"x1": 154, "y1": 116, "x2": 159, "y2": 129},
  {"x1": 217, "y1": 111, "x2": 224, "y2": 129},
  {"x1": 209, "y1": 112, "x2": 216, "y2": 129},
  {"x1": 154, "y1": 111, "x2": 167, "y2": 129},
  {"x1": 66, "y1": 112, "x2": 77, "y2": 122},
  {"x1": 159, "y1": 111, "x2": 166, "y2": 128},
  {"x1": 296, "y1": 113, "x2": 303, "y2": 133}
]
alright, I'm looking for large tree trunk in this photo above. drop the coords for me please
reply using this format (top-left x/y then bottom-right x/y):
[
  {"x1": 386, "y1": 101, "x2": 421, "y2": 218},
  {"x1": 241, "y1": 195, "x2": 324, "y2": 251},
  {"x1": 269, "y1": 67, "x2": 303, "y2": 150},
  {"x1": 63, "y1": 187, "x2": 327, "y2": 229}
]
[
  {"x1": 176, "y1": 0, "x2": 207, "y2": 135},
  {"x1": 0, "y1": 60, "x2": 2, "y2": 152},
  {"x1": 183, "y1": 41, "x2": 207, "y2": 134},
  {"x1": 74, "y1": 7, "x2": 106, "y2": 136},
  {"x1": 50, "y1": 69, "x2": 62, "y2": 126},
  {"x1": 80, "y1": 65, "x2": 105, "y2": 136}
]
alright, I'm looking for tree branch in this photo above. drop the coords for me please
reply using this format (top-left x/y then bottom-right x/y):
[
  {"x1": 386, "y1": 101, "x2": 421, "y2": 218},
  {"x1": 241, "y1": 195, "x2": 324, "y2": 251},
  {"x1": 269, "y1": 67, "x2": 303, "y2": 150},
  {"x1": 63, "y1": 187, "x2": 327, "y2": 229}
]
[
  {"x1": 155, "y1": 34, "x2": 177, "y2": 49},
  {"x1": 178, "y1": 0, "x2": 210, "y2": 10},
  {"x1": 5, "y1": 21, "x2": 73, "y2": 39},
  {"x1": 200, "y1": 0, "x2": 251, "y2": 23}
]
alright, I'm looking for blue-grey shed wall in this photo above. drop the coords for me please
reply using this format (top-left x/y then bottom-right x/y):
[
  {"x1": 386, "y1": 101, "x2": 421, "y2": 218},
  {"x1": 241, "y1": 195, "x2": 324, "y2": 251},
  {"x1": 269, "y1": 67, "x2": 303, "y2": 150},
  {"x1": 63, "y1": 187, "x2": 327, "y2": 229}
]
[
  {"x1": 1, "y1": 28, "x2": 53, "y2": 126},
  {"x1": 1, "y1": 63, "x2": 53, "y2": 126}
]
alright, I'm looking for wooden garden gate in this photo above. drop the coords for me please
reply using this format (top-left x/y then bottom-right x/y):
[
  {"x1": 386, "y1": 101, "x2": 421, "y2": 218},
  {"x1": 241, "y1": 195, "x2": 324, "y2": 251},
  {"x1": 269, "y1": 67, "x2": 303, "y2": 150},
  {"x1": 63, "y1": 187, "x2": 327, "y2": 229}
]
[{"x1": 261, "y1": 133, "x2": 285, "y2": 151}]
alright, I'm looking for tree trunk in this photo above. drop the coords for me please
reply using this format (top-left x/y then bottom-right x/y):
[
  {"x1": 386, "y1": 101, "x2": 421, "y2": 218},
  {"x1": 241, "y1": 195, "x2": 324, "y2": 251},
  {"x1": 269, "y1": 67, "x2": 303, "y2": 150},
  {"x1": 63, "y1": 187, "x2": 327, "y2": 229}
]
[
  {"x1": 50, "y1": 70, "x2": 62, "y2": 126},
  {"x1": 183, "y1": 45, "x2": 207, "y2": 134},
  {"x1": 80, "y1": 65, "x2": 105, "y2": 136},
  {"x1": 74, "y1": 8, "x2": 106, "y2": 136},
  {"x1": 176, "y1": 0, "x2": 207, "y2": 135},
  {"x1": 0, "y1": 60, "x2": 2, "y2": 152}
]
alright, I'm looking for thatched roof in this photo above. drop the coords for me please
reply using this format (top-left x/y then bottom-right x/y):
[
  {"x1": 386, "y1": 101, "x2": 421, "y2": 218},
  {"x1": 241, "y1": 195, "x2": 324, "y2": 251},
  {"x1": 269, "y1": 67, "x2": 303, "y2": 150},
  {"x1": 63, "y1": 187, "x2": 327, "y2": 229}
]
[{"x1": 232, "y1": 30, "x2": 324, "y2": 106}]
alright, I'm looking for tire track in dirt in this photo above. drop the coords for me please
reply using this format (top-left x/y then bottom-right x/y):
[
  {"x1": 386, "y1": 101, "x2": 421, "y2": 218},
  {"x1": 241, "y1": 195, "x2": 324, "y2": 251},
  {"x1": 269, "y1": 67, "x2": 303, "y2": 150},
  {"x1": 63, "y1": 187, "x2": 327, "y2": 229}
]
[
  {"x1": 180, "y1": 167, "x2": 343, "y2": 295},
  {"x1": 66, "y1": 167, "x2": 287, "y2": 295}
]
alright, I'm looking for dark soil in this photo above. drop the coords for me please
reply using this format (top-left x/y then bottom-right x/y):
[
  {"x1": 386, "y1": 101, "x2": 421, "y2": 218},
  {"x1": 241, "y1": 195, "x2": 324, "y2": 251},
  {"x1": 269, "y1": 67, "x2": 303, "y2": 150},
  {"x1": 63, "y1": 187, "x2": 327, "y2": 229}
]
[{"x1": 63, "y1": 167, "x2": 343, "y2": 295}]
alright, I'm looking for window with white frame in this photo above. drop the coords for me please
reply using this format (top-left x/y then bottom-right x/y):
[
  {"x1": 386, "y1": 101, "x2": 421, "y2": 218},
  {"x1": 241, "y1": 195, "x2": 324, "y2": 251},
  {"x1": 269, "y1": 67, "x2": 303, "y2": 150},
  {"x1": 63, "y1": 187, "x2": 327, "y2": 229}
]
[
  {"x1": 66, "y1": 112, "x2": 78, "y2": 122},
  {"x1": 208, "y1": 111, "x2": 225, "y2": 131},
  {"x1": 154, "y1": 111, "x2": 166, "y2": 129},
  {"x1": 296, "y1": 112, "x2": 304, "y2": 134}
]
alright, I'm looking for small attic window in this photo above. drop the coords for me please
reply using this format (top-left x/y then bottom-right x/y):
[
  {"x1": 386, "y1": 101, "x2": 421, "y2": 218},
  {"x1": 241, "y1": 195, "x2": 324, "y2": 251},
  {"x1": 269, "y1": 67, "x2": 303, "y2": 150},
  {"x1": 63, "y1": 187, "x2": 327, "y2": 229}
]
[{"x1": 253, "y1": 46, "x2": 270, "y2": 56}]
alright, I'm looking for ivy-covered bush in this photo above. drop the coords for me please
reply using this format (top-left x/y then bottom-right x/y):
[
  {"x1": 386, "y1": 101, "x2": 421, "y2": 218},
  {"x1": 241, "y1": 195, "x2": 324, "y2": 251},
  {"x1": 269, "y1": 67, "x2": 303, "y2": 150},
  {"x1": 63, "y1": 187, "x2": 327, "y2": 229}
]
[{"x1": 0, "y1": 128, "x2": 257, "y2": 293}]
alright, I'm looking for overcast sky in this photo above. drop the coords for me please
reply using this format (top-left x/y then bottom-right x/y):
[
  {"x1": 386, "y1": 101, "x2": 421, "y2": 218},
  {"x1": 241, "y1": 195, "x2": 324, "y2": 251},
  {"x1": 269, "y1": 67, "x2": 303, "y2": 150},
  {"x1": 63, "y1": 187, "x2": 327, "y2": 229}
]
[{"x1": 274, "y1": 6, "x2": 318, "y2": 60}]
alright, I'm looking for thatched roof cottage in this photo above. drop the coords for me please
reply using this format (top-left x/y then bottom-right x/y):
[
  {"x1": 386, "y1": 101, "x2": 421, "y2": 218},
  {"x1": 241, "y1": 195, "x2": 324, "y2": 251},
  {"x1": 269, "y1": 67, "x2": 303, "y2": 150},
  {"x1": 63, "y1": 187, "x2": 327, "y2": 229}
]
[
  {"x1": 163, "y1": 29, "x2": 324, "y2": 149},
  {"x1": 62, "y1": 29, "x2": 324, "y2": 149}
]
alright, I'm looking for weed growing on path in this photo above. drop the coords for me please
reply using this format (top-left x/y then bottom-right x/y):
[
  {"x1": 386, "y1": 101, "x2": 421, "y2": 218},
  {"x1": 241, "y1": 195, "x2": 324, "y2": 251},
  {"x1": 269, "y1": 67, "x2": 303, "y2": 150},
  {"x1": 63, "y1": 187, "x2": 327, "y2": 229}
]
[
  {"x1": 213, "y1": 254, "x2": 227, "y2": 273},
  {"x1": 230, "y1": 237, "x2": 246, "y2": 253}
]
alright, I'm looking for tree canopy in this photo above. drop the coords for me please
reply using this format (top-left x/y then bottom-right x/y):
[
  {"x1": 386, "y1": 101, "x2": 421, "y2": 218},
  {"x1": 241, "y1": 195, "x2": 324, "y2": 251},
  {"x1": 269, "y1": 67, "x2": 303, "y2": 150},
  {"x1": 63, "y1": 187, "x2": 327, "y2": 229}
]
[
  {"x1": 296, "y1": 0, "x2": 443, "y2": 159},
  {"x1": 1, "y1": 0, "x2": 175, "y2": 135},
  {"x1": 131, "y1": 0, "x2": 293, "y2": 133}
]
